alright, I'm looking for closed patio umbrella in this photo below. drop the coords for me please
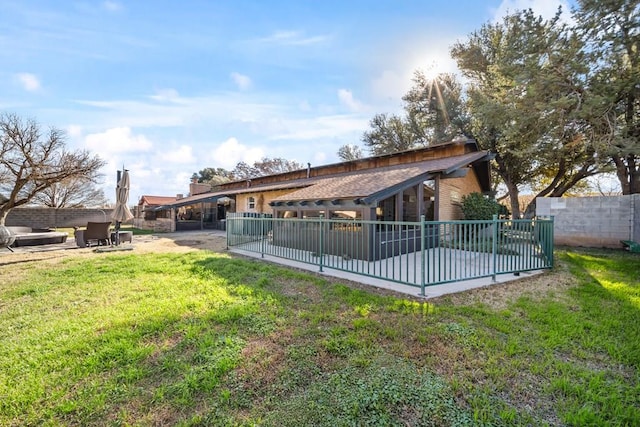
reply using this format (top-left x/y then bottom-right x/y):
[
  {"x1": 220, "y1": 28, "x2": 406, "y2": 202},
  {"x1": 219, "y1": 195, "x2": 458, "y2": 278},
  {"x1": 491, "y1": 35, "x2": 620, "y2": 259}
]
[{"x1": 111, "y1": 169, "x2": 134, "y2": 245}]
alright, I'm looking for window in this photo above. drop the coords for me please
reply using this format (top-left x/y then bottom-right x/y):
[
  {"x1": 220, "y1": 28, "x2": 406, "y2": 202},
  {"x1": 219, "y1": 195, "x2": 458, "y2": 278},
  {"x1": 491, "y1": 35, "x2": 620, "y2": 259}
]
[
  {"x1": 276, "y1": 210, "x2": 298, "y2": 218},
  {"x1": 247, "y1": 196, "x2": 256, "y2": 210},
  {"x1": 302, "y1": 210, "x2": 324, "y2": 219},
  {"x1": 329, "y1": 210, "x2": 362, "y2": 231}
]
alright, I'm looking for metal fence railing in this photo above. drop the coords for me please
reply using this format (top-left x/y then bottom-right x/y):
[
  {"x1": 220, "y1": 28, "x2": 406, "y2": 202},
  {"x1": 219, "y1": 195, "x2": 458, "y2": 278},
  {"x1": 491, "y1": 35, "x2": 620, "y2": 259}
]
[{"x1": 226, "y1": 214, "x2": 554, "y2": 296}]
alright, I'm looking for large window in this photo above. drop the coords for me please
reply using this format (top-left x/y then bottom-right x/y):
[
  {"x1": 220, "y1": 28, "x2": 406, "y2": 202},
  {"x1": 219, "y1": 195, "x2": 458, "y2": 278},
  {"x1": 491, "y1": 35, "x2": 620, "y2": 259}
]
[
  {"x1": 302, "y1": 210, "x2": 324, "y2": 219},
  {"x1": 329, "y1": 210, "x2": 362, "y2": 231},
  {"x1": 276, "y1": 210, "x2": 298, "y2": 218}
]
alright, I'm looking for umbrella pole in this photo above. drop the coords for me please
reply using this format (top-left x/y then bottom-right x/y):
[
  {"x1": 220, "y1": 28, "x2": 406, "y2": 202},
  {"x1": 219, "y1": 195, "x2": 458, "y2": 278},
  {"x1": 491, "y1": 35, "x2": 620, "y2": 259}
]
[{"x1": 115, "y1": 169, "x2": 122, "y2": 246}]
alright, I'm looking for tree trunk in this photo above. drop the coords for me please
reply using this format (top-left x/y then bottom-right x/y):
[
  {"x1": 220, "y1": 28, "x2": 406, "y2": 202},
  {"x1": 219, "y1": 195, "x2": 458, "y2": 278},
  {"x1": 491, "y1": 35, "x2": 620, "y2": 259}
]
[
  {"x1": 0, "y1": 208, "x2": 8, "y2": 226},
  {"x1": 506, "y1": 181, "x2": 521, "y2": 219}
]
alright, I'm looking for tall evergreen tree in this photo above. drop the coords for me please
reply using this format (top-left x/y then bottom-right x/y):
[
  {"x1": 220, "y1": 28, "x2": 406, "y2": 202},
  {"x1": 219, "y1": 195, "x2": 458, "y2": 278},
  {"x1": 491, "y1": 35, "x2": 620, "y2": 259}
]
[
  {"x1": 451, "y1": 8, "x2": 604, "y2": 217},
  {"x1": 575, "y1": 0, "x2": 640, "y2": 194}
]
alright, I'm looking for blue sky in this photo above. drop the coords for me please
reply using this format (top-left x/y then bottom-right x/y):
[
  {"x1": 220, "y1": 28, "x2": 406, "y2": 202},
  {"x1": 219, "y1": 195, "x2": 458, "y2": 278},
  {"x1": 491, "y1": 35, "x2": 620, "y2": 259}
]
[{"x1": 0, "y1": 0, "x2": 570, "y2": 203}]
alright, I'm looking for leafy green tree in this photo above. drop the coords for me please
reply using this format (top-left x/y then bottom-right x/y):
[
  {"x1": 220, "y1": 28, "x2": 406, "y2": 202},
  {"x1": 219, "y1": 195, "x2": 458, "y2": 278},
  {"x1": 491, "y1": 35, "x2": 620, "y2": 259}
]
[
  {"x1": 337, "y1": 144, "x2": 364, "y2": 161},
  {"x1": 575, "y1": 0, "x2": 640, "y2": 194},
  {"x1": 231, "y1": 157, "x2": 304, "y2": 179},
  {"x1": 362, "y1": 72, "x2": 468, "y2": 156},
  {"x1": 402, "y1": 71, "x2": 470, "y2": 144},
  {"x1": 197, "y1": 167, "x2": 232, "y2": 186},
  {"x1": 362, "y1": 113, "x2": 420, "y2": 156},
  {"x1": 451, "y1": 8, "x2": 604, "y2": 218}
]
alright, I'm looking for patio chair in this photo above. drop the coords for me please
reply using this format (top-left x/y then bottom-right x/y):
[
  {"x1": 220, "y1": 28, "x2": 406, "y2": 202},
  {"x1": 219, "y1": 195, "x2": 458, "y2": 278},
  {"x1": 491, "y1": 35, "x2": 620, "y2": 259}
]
[{"x1": 79, "y1": 221, "x2": 112, "y2": 247}]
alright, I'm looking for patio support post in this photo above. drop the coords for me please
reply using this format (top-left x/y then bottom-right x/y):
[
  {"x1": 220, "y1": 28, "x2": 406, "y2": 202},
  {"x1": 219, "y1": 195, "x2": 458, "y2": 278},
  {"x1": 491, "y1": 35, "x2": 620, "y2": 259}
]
[
  {"x1": 260, "y1": 213, "x2": 265, "y2": 258},
  {"x1": 200, "y1": 202, "x2": 204, "y2": 230},
  {"x1": 416, "y1": 183, "x2": 424, "y2": 219},
  {"x1": 319, "y1": 213, "x2": 324, "y2": 272},
  {"x1": 395, "y1": 192, "x2": 403, "y2": 222},
  {"x1": 492, "y1": 214, "x2": 498, "y2": 282},
  {"x1": 420, "y1": 214, "x2": 426, "y2": 296}
]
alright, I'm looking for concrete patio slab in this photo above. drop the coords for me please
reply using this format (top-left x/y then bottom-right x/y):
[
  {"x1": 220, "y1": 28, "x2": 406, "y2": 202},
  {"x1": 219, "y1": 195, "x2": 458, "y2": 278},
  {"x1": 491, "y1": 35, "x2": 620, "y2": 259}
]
[{"x1": 229, "y1": 247, "x2": 544, "y2": 299}]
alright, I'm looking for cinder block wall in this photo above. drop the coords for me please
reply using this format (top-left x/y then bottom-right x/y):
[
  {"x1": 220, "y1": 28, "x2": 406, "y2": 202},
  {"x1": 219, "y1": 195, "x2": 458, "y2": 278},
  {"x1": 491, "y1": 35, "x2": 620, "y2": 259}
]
[
  {"x1": 536, "y1": 195, "x2": 639, "y2": 248},
  {"x1": 6, "y1": 208, "x2": 117, "y2": 229}
]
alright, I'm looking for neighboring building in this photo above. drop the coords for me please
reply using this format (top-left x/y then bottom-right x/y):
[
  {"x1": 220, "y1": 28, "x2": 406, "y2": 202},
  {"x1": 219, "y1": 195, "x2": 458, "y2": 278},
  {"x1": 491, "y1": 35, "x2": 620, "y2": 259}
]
[
  {"x1": 147, "y1": 138, "x2": 493, "y2": 232},
  {"x1": 134, "y1": 195, "x2": 178, "y2": 232}
]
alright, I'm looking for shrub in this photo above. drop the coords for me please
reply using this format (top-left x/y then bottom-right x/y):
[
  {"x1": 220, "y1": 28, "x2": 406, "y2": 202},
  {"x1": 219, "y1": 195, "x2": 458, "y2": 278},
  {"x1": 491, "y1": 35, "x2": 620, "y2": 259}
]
[{"x1": 461, "y1": 192, "x2": 504, "y2": 220}]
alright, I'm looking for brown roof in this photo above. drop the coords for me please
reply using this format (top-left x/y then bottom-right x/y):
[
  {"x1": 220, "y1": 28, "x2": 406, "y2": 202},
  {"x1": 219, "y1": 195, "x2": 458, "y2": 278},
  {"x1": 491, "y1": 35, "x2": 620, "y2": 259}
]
[
  {"x1": 139, "y1": 195, "x2": 178, "y2": 206},
  {"x1": 158, "y1": 150, "x2": 490, "y2": 209},
  {"x1": 271, "y1": 151, "x2": 488, "y2": 203}
]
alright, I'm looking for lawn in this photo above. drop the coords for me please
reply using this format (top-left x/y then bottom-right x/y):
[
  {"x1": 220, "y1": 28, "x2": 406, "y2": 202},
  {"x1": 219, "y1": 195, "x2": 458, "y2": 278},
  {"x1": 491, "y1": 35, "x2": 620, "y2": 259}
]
[{"x1": 0, "y1": 247, "x2": 638, "y2": 426}]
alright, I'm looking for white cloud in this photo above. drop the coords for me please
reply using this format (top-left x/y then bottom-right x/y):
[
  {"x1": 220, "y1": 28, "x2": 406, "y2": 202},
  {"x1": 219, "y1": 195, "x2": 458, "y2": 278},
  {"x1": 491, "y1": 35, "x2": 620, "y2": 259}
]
[
  {"x1": 269, "y1": 115, "x2": 368, "y2": 141},
  {"x1": 230, "y1": 72, "x2": 252, "y2": 91},
  {"x1": 84, "y1": 127, "x2": 153, "y2": 156},
  {"x1": 102, "y1": 1, "x2": 122, "y2": 12},
  {"x1": 337, "y1": 89, "x2": 365, "y2": 113},
  {"x1": 16, "y1": 73, "x2": 41, "y2": 92},
  {"x1": 211, "y1": 137, "x2": 264, "y2": 170},
  {"x1": 256, "y1": 30, "x2": 330, "y2": 46},
  {"x1": 492, "y1": 0, "x2": 572, "y2": 22},
  {"x1": 66, "y1": 125, "x2": 83, "y2": 138},
  {"x1": 158, "y1": 144, "x2": 195, "y2": 164},
  {"x1": 150, "y1": 88, "x2": 181, "y2": 102}
]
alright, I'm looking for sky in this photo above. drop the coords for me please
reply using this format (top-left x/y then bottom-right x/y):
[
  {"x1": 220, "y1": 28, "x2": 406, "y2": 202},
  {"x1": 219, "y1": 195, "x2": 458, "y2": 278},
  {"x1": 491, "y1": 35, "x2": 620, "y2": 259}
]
[{"x1": 0, "y1": 0, "x2": 572, "y2": 204}]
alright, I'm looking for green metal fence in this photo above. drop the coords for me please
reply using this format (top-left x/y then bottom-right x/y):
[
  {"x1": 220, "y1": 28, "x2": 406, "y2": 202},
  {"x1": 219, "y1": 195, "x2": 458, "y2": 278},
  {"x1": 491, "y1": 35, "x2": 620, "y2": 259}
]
[{"x1": 226, "y1": 214, "x2": 554, "y2": 295}]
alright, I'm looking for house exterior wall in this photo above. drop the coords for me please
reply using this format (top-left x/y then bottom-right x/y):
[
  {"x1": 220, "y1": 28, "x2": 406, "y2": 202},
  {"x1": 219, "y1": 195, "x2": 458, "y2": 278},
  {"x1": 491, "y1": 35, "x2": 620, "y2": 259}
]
[
  {"x1": 536, "y1": 195, "x2": 639, "y2": 248},
  {"x1": 438, "y1": 169, "x2": 482, "y2": 220},
  {"x1": 236, "y1": 189, "x2": 297, "y2": 215}
]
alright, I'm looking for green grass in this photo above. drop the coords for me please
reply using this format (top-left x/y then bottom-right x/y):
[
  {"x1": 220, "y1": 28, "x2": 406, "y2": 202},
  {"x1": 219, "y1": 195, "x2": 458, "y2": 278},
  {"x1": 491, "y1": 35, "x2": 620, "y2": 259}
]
[{"x1": 0, "y1": 247, "x2": 638, "y2": 425}]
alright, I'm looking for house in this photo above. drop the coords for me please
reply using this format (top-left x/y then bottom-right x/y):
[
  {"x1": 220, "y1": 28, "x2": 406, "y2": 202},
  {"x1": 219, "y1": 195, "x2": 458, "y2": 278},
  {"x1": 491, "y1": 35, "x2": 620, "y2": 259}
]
[
  {"x1": 148, "y1": 138, "x2": 492, "y2": 234},
  {"x1": 133, "y1": 195, "x2": 178, "y2": 232}
]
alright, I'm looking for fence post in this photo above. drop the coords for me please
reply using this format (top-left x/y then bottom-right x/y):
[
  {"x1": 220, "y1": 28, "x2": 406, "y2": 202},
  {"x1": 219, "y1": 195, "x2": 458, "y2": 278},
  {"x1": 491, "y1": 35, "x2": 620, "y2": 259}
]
[
  {"x1": 492, "y1": 214, "x2": 498, "y2": 282},
  {"x1": 319, "y1": 214, "x2": 324, "y2": 272},
  {"x1": 420, "y1": 214, "x2": 426, "y2": 297},
  {"x1": 260, "y1": 214, "x2": 265, "y2": 258},
  {"x1": 549, "y1": 216, "x2": 555, "y2": 268},
  {"x1": 226, "y1": 214, "x2": 230, "y2": 249}
]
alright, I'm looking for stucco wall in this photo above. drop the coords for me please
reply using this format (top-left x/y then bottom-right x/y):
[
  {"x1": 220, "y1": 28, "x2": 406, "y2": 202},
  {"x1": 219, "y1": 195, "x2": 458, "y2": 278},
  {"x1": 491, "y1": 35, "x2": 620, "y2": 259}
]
[
  {"x1": 6, "y1": 207, "x2": 116, "y2": 229},
  {"x1": 536, "y1": 195, "x2": 639, "y2": 248},
  {"x1": 236, "y1": 189, "x2": 296, "y2": 215}
]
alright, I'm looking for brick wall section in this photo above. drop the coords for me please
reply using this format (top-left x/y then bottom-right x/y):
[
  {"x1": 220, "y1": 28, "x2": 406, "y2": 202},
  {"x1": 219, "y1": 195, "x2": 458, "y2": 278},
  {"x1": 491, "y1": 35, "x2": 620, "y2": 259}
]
[
  {"x1": 133, "y1": 218, "x2": 174, "y2": 232},
  {"x1": 536, "y1": 195, "x2": 639, "y2": 248},
  {"x1": 6, "y1": 207, "x2": 117, "y2": 229},
  {"x1": 439, "y1": 170, "x2": 482, "y2": 220}
]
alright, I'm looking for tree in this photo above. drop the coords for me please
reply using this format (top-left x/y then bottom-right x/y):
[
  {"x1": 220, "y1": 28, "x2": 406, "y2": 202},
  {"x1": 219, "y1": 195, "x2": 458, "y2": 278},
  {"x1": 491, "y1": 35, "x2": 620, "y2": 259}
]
[
  {"x1": 231, "y1": 157, "x2": 304, "y2": 179},
  {"x1": 0, "y1": 113, "x2": 105, "y2": 224},
  {"x1": 32, "y1": 177, "x2": 108, "y2": 208},
  {"x1": 402, "y1": 71, "x2": 470, "y2": 144},
  {"x1": 575, "y1": 0, "x2": 640, "y2": 194},
  {"x1": 362, "y1": 113, "x2": 422, "y2": 155},
  {"x1": 451, "y1": 8, "x2": 605, "y2": 218},
  {"x1": 362, "y1": 72, "x2": 469, "y2": 156},
  {"x1": 197, "y1": 167, "x2": 232, "y2": 186},
  {"x1": 337, "y1": 144, "x2": 364, "y2": 161}
]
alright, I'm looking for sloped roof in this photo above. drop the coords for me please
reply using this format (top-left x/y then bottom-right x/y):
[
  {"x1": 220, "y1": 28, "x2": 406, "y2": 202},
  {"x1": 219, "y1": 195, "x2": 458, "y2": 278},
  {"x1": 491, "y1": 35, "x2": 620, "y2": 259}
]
[
  {"x1": 271, "y1": 151, "x2": 489, "y2": 204},
  {"x1": 157, "y1": 150, "x2": 491, "y2": 209},
  {"x1": 139, "y1": 195, "x2": 177, "y2": 206}
]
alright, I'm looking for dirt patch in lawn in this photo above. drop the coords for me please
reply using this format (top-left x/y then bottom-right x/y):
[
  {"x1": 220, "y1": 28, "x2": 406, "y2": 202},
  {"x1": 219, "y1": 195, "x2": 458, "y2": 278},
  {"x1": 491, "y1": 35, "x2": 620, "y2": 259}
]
[{"x1": 433, "y1": 262, "x2": 578, "y2": 311}]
